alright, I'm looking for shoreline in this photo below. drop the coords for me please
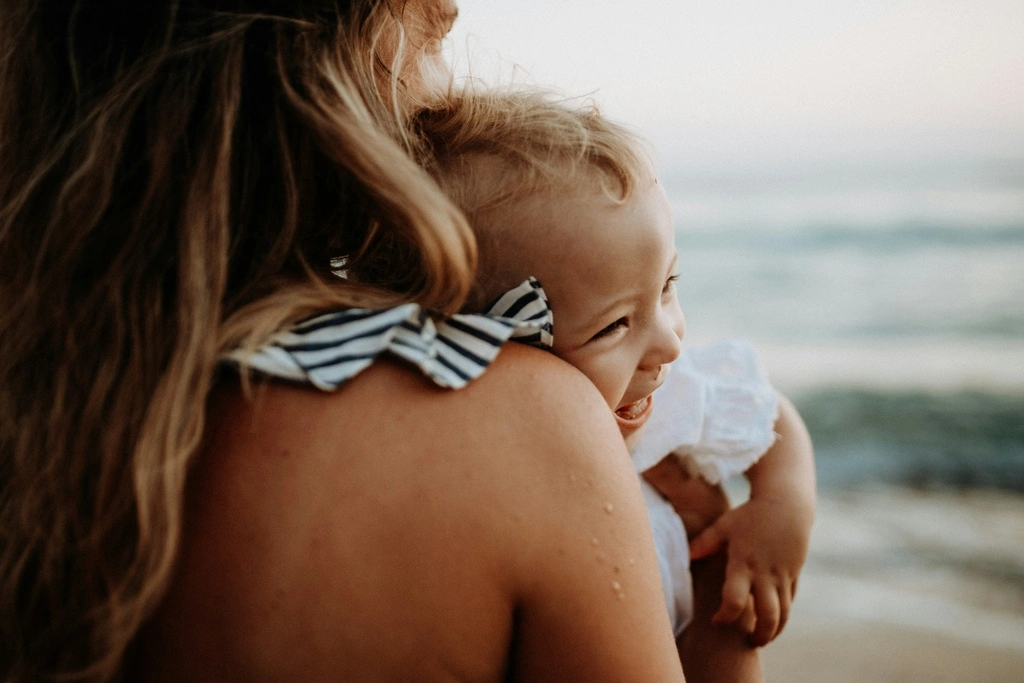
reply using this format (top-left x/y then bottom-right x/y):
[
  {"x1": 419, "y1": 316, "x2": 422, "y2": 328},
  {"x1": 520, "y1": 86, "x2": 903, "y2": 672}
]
[
  {"x1": 759, "y1": 487, "x2": 1024, "y2": 681},
  {"x1": 762, "y1": 621, "x2": 1024, "y2": 682}
]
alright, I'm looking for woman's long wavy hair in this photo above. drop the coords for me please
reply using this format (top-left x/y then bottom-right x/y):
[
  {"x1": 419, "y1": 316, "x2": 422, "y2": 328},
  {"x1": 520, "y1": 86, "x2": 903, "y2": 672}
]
[{"x1": 0, "y1": 1, "x2": 475, "y2": 680}]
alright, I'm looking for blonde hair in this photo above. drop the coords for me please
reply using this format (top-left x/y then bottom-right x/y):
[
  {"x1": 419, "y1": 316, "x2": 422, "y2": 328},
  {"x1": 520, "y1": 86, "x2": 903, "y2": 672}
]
[
  {"x1": 412, "y1": 88, "x2": 653, "y2": 310},
  {"x1": 0, "y1": 1, "x2": 474, "y2": 680}
]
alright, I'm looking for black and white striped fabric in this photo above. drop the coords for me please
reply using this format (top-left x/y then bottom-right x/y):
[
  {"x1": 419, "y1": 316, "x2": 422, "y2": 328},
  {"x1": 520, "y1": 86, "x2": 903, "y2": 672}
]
[
  {"x1": 225, "y1": 278, "x2": 554, "y2": 391},
  {"x1": 482, "y1": 277, "x2": 554, "y2": 349}
]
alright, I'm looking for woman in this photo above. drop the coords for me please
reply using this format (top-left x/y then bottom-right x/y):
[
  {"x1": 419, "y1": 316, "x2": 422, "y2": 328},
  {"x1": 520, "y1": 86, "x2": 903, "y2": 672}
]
[{"x1": 0, "y1": 1, "x2": 684, "y2": 680}]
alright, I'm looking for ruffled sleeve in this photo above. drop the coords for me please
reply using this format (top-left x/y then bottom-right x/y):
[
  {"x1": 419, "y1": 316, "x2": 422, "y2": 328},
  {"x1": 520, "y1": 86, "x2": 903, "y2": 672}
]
[
  {"x1": 223, "y1": 279, "x2": 553, "y2": 391},
  {"x1": 629, "y1": 339, "x2": 779, "y2": 484}
]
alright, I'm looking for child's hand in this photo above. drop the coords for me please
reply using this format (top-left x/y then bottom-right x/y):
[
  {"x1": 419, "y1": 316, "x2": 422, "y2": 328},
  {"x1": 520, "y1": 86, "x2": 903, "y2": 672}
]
[{"x1": 688, "y1": 495, "x2": 812, "y2": 647}]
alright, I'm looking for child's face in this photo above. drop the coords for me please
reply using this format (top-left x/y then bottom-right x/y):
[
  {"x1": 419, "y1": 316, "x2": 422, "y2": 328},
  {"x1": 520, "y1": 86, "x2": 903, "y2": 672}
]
[{"x1": 519, "y1": 180, "x2": 685, "y2": 439}]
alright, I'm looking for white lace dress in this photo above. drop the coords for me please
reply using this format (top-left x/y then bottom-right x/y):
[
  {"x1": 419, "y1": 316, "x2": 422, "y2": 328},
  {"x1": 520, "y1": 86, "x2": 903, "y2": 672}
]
[{"x1": 631, "y1": 340, "x2": 779, "y2": 635}]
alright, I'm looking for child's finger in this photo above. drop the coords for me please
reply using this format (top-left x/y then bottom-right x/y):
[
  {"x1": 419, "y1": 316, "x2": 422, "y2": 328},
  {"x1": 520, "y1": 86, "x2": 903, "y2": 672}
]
[
  {"x1": 688, "y1": 523, "x2": 725, "y2": 560},
  {"x1": 776, "y1": 580, "x2": 794, "y2": 636},
  {"x1": 711, "y1": 566, "x2": 751, "y2": 626},
  {"x1": 749, "y1": 579, "x2": 781, "y2": 646},
  {"x1": 737, "y1": 594, "x2": 758, "y2": 634}
]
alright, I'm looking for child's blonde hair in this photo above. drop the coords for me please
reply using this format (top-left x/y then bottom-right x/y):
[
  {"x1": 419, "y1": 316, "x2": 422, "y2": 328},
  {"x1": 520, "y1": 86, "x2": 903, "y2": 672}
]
[{"x1": 413, "y1": 88, "x2": 654, "y2": 310}]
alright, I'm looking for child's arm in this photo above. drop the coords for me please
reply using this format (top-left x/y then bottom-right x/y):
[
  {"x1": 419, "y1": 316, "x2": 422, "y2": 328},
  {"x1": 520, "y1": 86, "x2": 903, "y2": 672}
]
[
  {"x1": 681, "y1": 551, "x2": 763, "y2": 683},
  {"x1": 688, "y1": 393, "x2": 815, "y2": 646},
  {"x1": 642, "y1": 459, "x2": 764, "y2": 683}
]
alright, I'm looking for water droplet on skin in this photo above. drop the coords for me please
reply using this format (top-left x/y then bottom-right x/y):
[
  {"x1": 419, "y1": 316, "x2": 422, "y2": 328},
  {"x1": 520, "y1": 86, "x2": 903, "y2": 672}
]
[
  {"x1": 590, "y1": 537, "x2": 600, "y2": 547},
  {"x1": 628, "y1": 558, "x2": 636, "y2": 566},
  {"x1": 604, "y1": 502, "x2": 614, "y2": 514},
  {"x1": 611, "y1": 581, "x2": 622, "y2": 592},
  {"x1": 616, "y1": 591, "x2": 625, "y2": 601}
]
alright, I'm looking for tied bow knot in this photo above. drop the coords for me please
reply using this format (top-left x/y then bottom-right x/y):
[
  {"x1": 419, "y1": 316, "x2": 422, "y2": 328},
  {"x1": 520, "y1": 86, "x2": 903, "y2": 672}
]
[{"x1": 225, "y1": 278, "x2": 554, "y2": 391}]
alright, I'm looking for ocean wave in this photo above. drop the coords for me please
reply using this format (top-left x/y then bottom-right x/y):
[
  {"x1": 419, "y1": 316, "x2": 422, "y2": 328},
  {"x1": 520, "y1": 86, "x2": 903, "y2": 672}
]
[
  {"x1": 679, "y1": 222, "x2": 1024, "y2": 251},
  {"x1": 792, "y1": 389, "x2": 1024, "y2": 492}
]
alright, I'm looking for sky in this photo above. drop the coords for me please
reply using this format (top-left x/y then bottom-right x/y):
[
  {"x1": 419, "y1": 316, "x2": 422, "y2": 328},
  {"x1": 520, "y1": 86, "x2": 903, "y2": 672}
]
[{"x1": 447, "y1": 0, "x2": 1024, "y2": 172}]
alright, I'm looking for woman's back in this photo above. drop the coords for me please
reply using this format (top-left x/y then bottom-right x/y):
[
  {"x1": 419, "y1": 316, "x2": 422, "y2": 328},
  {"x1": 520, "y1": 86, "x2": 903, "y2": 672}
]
[{"x1": 140, "y1": 345, "x2": 681, "y2": 681}]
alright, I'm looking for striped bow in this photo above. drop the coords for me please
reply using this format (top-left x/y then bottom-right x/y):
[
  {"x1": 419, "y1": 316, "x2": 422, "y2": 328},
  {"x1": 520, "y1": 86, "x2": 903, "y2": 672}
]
[{"x1": 225, "y1": 278, "x2": 554, "y2": 390}]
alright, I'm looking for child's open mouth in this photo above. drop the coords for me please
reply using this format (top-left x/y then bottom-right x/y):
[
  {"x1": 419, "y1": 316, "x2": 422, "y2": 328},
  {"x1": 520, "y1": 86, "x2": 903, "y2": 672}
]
[
  {"x1": 613, "y1": 394, "x2": 655, "y2": 434},
  {"x1": 616, "y1": 395, "x2": 651, "y2": 420}
]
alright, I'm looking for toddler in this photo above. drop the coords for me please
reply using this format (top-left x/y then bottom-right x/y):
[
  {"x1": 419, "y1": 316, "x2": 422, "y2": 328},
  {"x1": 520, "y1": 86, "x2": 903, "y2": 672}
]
[{"x1": 413, "y1": 90, "x2": 816, "y2": 671}]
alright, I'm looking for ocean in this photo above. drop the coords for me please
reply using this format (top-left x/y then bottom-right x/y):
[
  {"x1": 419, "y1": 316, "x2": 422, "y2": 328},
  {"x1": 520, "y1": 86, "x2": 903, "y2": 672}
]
[
  {"x1": 657, "y1": 153, "x2": 1024, "y2": 680},
  {"x1": 662, "y1": 157, "x2": 1024, "y2": 492}
]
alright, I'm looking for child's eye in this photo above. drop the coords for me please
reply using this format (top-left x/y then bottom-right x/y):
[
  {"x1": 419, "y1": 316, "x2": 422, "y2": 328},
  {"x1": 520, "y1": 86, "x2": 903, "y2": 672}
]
[
  {"x1": 662, "y1": 274, "x2": 680, "y2": 295},
  {"x1": 590, "y1": 317, "x2": 628, "y2": 341}
]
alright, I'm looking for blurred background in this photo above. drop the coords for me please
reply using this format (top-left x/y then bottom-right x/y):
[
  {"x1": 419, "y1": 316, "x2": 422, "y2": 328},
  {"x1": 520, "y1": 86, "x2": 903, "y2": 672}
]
[{"x1": 450, "y1": 1, "x2": 1024, "y2": 680}]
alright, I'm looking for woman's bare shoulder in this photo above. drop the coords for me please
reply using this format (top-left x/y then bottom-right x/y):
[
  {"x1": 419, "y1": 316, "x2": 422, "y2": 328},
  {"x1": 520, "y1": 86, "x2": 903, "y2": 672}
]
[
  {"x1": 143, "y1": 346, "x2": 681, "y2": 680},
  {"x1": 203, "y1": 342, "x2": 616, "y2": 477},
  {"x1": 140, "y1": 350, "x2": 663, "y2": 679},
  {"x1": 190, "y1": 343, "x2": 631, "y2": 559}
]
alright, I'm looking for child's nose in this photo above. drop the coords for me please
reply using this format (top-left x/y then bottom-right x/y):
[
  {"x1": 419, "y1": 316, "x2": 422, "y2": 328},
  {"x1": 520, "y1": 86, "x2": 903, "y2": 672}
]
[{"x1": 640, "y1": 304, "x2": 685, "y2": 371}]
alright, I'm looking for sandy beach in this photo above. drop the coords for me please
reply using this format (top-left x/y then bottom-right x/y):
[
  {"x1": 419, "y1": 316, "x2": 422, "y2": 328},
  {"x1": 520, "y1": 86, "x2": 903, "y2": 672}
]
[{"x1": 759, "y1": 487, "x2": 1024, "y2": 682}]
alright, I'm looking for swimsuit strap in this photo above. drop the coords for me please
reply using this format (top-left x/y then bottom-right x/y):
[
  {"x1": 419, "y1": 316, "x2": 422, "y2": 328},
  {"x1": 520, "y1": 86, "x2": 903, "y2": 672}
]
[
  {"x1": 483, "y1": 276, "x2": 554, "y2": 349},
  {"x1": 225, "y1": 278, "x2": 553, "y2": 391}
]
